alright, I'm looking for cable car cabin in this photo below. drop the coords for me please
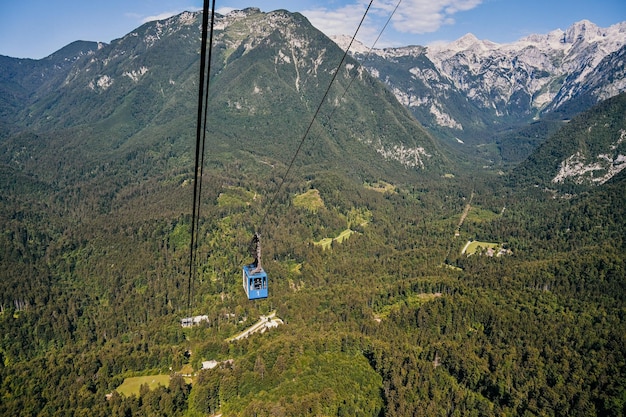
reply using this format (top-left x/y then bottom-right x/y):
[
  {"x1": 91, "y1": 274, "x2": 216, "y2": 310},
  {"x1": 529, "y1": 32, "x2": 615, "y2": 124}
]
[
  {"x1": 243, "y1": 264, "x2": 268, "y2": 300},
  {"x1": 244, "y1": 232, "x2": 267, "y2": 300}
]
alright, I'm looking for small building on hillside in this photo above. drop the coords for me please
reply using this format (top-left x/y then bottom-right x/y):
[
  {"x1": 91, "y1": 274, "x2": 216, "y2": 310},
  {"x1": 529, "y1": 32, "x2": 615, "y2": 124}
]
[
  {"x1": 181, "y1": 315, "x2": 209, "y2": 327},
  {"x1": 202, "y1": 360, "x2": 218, "y2": 370},
  {"x1": 202, "y1": 359, "x2": 234, "y2": 370}
]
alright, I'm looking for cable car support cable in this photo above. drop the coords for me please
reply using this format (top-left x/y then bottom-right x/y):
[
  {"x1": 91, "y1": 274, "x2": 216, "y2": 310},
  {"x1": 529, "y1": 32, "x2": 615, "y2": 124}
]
[
  {"x1": 188, "y1": 0, "x2": 399, "y2": 302},
  {"x1": 188, "y1": 0, "x2": 216, "y2": 311},
  {"x1": 242, "y1": 1, "x2": 376, "y2": 300},
  {"x1": 246, "y1": 0, "x2": 405, "y2": 300},
  {"x1": 258, "y1": 0, "x2": 376, "y2": 232},
  {"x1": 323, "y1": 0, "x2": 402, "y2": 127}
]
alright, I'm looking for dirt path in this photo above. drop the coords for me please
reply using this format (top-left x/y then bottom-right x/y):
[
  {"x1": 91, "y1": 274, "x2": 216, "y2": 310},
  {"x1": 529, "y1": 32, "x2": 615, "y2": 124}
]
[
  {"x1": 228, "y1": 311, "x2": 283, "y2": 341},
  {"x1": 455, "y1": 191, "x2": 474, "y2": 236}
]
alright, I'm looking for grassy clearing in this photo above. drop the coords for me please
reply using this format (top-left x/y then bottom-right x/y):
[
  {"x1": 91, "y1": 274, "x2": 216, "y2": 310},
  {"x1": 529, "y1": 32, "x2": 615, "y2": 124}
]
[
  {"x1": 285, "y1": 260, "x2": 302, "y2": 274},
  {"x1": 293, "y1": 189, "x2": 324, "y2": 212},
  {"x1": 462, "y1": 240, "x2": 500, "y2": 255},
  {"x1": 364, "y1": 180, "x2": 396, "y2": 193},
  {"x1": 314, "y1": 229, "x2": 355, "y2": 250},
  {"x1": 465, "y1": 207, "x2": 500, "y2": 223},
  {"x1": 375, "y1": 293, "x2": 443, "y2": 320},
  {"x1": 217, "y1": 186, "x2": 256, "y2": 208},
  {"x1": 116, "y1": 375, "x2": 170, "y2": 397},
  {"x1": 314, "y1": 237, "x2": 333, "y2": 250},
  {"x1": 335, "y1": 229, "x2": 354, "y2": 243},
  {"x1": 347, "y1": 207, "x2": 372, "y2": 228}
]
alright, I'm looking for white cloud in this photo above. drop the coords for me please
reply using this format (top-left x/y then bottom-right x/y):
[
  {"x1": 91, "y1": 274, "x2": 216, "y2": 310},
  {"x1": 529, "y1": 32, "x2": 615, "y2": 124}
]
[
  {"x1": 302, "y1": 0, "x2": 482, "y2": 40},
  {"x1": 303, "y1": 3, "x2": 371, "y2": 35},
  {"x1": 302, "y1": 2, "x2": 384, "y2": 45},
  {"x1": 390, "y1": 0, "x2": 482, "y2": 34}
]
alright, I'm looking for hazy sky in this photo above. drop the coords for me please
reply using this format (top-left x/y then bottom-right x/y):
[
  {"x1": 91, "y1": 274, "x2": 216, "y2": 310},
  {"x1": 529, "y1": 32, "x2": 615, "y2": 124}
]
[{"x1": 1, "y1": 0, "x2": 624, "y2": 59}]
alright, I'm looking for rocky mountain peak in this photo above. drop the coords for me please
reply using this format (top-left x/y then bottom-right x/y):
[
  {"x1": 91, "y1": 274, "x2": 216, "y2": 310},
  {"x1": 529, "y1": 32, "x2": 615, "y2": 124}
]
[
  {"x1": 563, "y1": 19, "x2": 603, "y2": 44},
  {"x1": 335, "y1": 18, "x2": 625, "y2": 164},
  {"x1": 448, "y1": 33, "x2": 481, "y2": 50},
  {"x1": 428, "y1": 32, "x2": 500, "y2": 58},
  {"x1": 0, "y1": 7, "x2": 446, "y2": 178},
  {"x1": 329, "y1": 35, "x2": 370, "y2": 54}
]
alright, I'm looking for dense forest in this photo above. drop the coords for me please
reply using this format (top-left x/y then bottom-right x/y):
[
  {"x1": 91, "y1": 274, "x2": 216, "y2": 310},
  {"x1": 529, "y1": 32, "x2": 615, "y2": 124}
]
[
  {"x1": 1, "y1": 152, "x2": 625, "y2": 415},
  {"x1": 1, "y1": 8, "x2": 625, "y2": 417}
]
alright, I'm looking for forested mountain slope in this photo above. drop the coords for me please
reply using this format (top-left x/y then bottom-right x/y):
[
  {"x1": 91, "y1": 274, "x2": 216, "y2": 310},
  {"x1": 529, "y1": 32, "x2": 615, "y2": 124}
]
[
  {"x1": 0, "y1": 8, "x2": 624, "y2": 417},
  {"x1": 0, "y1": 41, "x2": 99, "y2": 128},
  {"x1": 512, "y1": 92, "x2": 626, "y2": 191},
  {"x1": 3, "y1": 8, "x2": 448, "y2": 186}
]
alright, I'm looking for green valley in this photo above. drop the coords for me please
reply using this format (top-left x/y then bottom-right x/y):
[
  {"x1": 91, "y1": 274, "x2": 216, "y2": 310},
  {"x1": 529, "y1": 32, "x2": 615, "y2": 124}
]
[{"x1": 0, "y1": 8, "x2": 625, "y2": 417}]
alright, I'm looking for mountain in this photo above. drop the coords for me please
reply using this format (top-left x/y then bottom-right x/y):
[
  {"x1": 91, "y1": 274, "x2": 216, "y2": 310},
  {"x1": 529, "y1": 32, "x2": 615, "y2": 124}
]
[
  {"x1": 334, "y1": 20, "x2": 626, "y2": 163},
  {"x1": 0, "y1": 41, "x2": 99, "y2": 128},
  {"x1": 512, "y1": 92, "x2": 626, "y2": 190},
  {"x1": 2, "y1": 8, "x2": 448, "y2": 187},
  {"x1": 1, "y1": 8, "x2": 626, "y2": 417}
]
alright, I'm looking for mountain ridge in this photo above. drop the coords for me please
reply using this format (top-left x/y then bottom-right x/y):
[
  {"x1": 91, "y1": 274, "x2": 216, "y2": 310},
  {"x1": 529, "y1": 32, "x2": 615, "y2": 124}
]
[
  {"x1": 1, "y1": 8, "x2": 450, "y2": 191},
  {"x1": 333, "y1": 19, "x2": 626, "y2": 163},
  {"x1": 512, "y1": 92, "x2": 626, "y2": 190}
]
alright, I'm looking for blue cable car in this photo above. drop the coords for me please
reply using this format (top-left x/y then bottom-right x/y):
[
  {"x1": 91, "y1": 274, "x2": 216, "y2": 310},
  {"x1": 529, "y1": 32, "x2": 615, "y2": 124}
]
[
  {"x1": 243, "y1": 264, "x2": 268, "y2": 300},
  {"x1": 243, "y1": 233, "x2": 268, "y2": 300}
]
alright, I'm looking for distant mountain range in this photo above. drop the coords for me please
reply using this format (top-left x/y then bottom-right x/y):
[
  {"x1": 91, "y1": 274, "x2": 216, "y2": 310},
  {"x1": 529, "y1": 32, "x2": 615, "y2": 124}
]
[
  {"x1": 1, "y1": 9, "x2": 625, "y2": 184},
  {"x1": 0, "y1": 8, "x2": 448, "y2": 186},
  {"x1": 333, "y1": 20, "x2": 626, "y2": 162}
]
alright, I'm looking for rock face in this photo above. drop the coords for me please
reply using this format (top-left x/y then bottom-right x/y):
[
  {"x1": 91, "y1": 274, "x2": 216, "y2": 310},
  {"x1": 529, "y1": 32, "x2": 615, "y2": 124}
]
[
  {"x1": 512, "y1": 93, "x2": 626, "y2": 189},
  {"x1": 551, "y1": 129, "x2": 626, "y2": 186},
  {"x1": 333, "y1": 20, "x2": 626, "y2": 145}
]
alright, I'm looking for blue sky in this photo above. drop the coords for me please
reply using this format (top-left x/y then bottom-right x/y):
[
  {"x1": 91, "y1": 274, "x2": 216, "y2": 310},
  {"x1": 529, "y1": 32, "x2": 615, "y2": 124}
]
[{"x1": 1, "y1": 0, "x2": 624, "y2": 59}]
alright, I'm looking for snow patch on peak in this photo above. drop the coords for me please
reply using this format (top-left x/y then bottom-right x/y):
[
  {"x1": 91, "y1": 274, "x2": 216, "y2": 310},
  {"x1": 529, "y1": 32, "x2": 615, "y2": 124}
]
[
  {"x1": 428, "y1": 33, "x2": 499, "y2": 57},
  {"x1": 451, "y1": 33, "x2": 480, "y2": 49}
]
